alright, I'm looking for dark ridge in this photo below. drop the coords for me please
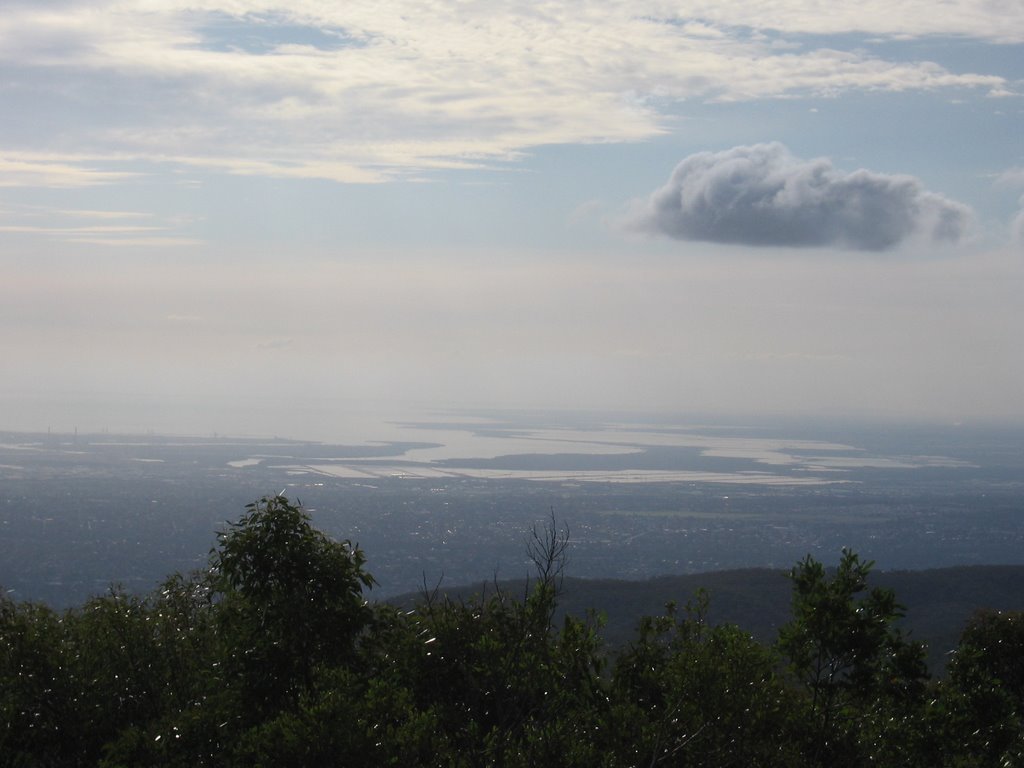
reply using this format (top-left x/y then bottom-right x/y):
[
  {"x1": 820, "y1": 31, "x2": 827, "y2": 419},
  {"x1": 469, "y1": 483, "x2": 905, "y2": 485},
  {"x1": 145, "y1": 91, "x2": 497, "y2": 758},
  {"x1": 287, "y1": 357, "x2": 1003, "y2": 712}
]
[{"x1": 385, "y1": 564, "x2": 1024, "y2": 674}]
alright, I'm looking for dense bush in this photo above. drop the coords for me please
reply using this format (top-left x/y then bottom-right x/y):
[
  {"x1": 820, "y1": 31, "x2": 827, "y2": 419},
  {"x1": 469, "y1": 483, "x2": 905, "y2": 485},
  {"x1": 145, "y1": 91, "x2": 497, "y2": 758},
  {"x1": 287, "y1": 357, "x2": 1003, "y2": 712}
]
[{"x1": 2, "y1": 496, "x2": 1022, "y2": 767}]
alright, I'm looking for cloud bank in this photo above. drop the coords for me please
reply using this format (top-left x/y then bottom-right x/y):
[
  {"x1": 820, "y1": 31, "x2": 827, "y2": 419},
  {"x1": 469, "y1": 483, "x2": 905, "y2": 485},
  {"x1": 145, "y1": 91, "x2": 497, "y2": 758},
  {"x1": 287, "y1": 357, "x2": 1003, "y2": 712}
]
[
  {"x1": 0, "y1": 2, "x2": 1011, "y2": 185},
  {"x1": 628, "y1": 144, "x2": 972, "y2": 251}
]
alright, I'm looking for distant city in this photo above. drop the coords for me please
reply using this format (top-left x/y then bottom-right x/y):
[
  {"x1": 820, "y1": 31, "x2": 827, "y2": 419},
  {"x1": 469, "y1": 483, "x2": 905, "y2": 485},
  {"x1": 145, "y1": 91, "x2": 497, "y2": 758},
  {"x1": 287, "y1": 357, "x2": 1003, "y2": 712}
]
[{"x1": 2, "y1": 412, "x2": 1023, "y2": 607}]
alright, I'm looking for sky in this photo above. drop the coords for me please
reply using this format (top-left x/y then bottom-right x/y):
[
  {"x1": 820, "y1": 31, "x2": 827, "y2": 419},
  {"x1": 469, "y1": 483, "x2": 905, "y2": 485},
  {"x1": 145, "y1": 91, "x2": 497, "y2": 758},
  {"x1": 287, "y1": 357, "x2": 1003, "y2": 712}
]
[{"x1": 1, "y1": 0, "x2": 1023, "y2": 439}]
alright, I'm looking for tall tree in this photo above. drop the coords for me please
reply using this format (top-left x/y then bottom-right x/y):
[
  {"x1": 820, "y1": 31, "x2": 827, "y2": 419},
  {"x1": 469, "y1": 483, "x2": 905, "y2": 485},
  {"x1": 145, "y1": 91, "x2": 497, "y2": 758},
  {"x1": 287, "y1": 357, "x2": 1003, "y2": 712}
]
[
  {"x1": 610, "y1": 592, "x2": 800, "y2": 767},
  {"x1": 939, "y1": 610, "x2": 1024, "y2": 766},
  {"x1": 210, "y1": 495, "x2": 375, "y2": 718},
  {"x1": 778, "y1": 550, "x2": 928, "y2": 766}
]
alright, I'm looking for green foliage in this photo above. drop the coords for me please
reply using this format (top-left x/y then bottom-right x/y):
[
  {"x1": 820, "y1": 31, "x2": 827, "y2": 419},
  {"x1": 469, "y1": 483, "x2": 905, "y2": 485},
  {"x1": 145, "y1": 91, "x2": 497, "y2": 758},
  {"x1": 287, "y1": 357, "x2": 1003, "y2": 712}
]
[
  {"x1": 0, "y1": 596, "x2": 75, "y2": 767},
  {"x1": 3, "y1": 498, "x2": 1023, "y2": 767},
  {"x1": 936, "y1": 610, "x2": 1024, "y2": 766},
  {"x1": 777, "y1": 549, "x2": 930, "y2": 766},
  {"x1": 610, "y1": 592, "x2": 800, "y2": 767},
  {"x1": 394, "y1": 518, "x2": 608, "y2": 766},
  {"x1": 210, "y1": 495, "x2": 375, "y2": 717}
]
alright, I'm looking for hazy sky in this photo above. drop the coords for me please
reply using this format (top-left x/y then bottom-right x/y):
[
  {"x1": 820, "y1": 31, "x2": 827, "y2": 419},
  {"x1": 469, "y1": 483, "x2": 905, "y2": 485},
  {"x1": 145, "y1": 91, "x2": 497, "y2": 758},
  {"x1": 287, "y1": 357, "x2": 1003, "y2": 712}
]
[{"x1": 2, "y1": 1, "x2": 1023, "y2": 438}]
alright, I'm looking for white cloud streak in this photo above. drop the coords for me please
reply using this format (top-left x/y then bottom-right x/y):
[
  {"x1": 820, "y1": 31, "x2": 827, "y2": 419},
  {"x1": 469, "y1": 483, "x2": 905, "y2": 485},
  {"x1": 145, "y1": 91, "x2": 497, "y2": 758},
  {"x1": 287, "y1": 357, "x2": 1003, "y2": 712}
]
[
  {"x1": 627, "y1": 143, "x2": 972, "y2": 251},
  {"x1": 0, "y1": 1, "x2": 1012, "y2": 185},
  {"x1": 998, "y1": 167, "x2": 1024, "y2": 186},
  {"x1": 0, "y1": 204, "x2": 198, "y2": 246},
  {"x1": 1013, "y1": 196, "x2": 1024, "y2": 244},
  {"x1": 0, "y1": 154, "x2": 140, "y2": 188}
]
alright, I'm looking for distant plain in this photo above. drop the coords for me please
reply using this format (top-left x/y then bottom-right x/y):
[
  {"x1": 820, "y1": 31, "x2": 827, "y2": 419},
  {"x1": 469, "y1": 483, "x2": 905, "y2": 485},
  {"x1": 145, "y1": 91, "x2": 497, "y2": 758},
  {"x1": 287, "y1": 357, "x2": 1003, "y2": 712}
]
[{"x1": 1, "y1": 412, "x2": 1022, "y2": 610}]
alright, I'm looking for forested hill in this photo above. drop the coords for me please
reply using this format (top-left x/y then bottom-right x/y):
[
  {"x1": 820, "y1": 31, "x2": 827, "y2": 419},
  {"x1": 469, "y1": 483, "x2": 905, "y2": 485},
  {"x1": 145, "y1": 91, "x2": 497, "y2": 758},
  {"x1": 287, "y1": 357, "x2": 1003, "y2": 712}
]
[{"x1": 393, "y1": 565, "x2": 1024, "y2": 673}]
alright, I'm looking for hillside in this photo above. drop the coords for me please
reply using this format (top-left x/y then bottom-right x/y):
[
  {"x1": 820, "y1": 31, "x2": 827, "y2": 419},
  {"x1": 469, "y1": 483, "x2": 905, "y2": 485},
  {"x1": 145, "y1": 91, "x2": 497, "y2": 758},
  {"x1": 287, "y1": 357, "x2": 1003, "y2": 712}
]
[{"x1": 389, "y1": 564, "x2": 1024, "y2": 673}]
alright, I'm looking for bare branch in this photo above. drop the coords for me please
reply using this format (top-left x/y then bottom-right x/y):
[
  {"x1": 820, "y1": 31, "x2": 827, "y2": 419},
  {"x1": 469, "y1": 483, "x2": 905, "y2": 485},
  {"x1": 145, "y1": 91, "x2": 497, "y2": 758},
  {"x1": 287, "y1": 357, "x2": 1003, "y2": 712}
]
[{"x1": 527, "y1": 509, "x2": 570, "y2": 592}]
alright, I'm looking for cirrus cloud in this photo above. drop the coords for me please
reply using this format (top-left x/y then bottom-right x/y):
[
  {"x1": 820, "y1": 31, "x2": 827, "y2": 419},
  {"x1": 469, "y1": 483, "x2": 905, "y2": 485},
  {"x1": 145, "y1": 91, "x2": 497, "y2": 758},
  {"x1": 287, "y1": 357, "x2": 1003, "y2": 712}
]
[
  {"x1": 0, "y1": 2, "x2": 1011, "y2": 185},
  {"x1": 628, "y1": 143, "x2": 972, "y2": 251}
]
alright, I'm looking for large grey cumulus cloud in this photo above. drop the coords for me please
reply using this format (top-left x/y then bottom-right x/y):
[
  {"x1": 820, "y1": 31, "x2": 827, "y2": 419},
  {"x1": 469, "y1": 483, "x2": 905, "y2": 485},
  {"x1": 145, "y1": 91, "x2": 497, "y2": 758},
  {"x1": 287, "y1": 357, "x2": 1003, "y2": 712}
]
[{"x1": 630, "y1": 143, "x2": 971, "y2": 251}]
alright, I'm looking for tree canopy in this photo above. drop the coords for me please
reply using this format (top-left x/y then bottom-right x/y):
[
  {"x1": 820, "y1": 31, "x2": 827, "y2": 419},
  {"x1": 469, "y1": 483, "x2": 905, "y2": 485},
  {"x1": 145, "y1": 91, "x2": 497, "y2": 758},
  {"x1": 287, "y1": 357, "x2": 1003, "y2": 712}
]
[{"x1": 1, "y1": 495, "x2": 1022, "y2": 767}]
